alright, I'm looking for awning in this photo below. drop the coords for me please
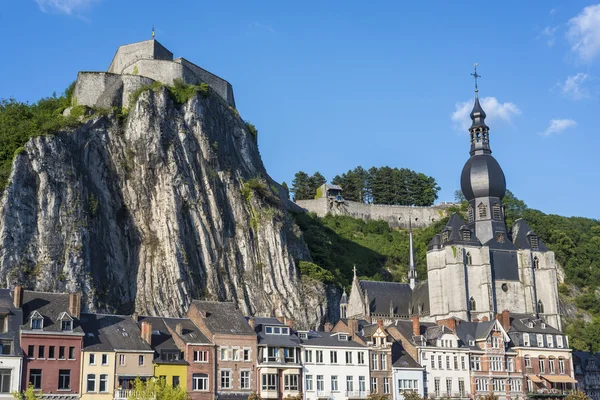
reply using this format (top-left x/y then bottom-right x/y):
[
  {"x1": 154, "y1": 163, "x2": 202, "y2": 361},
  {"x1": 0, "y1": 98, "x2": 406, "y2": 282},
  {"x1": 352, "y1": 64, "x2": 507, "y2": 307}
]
[
  {"x1": 528, "y1": 375, "x2": 544, "y2": 383},
  {"x1": 542, "y1": 375, "x2": 578, "y2": 384}
]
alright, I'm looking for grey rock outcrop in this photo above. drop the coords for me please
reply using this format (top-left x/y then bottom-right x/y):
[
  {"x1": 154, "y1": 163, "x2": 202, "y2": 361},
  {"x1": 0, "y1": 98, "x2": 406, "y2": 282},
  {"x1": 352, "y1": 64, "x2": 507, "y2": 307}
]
[{"x1": 0, "y1": 87, "x2": 326, "y2": 328}]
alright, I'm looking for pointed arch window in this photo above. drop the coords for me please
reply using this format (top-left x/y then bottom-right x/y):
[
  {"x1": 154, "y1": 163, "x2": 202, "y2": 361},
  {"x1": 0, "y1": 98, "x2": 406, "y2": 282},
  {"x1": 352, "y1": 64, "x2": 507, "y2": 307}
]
[
  {"x1": 467, "y1": 206, "x2": 474, "y2": 223},
  {"x1": 533, "y1": 256, "x2": 540, "y2": 269},
  {"x1": 537, "y1": 300, "x2": 544, "y2": 314},
  {"x1": 466, "y1": 252, "x2": 472, "y2": 265},
  {"x1": 492, "y1": 203, "x2": 502, "y2": 220},
  {"x1": 469, "y1": 297, "x2": 476, "y2": 311},
  {"x1": 478, "y1": 203, "x2": 487, "y2": 218}
]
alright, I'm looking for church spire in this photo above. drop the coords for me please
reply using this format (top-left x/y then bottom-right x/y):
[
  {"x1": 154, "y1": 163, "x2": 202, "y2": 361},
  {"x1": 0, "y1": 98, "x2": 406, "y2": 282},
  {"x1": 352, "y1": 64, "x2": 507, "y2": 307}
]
[
  {"x1": 468, "y1": 63, "x2": 491, "y2": 156},
  {"x1": 408, "y1": 217, "x2": 417, "y2": 290}
]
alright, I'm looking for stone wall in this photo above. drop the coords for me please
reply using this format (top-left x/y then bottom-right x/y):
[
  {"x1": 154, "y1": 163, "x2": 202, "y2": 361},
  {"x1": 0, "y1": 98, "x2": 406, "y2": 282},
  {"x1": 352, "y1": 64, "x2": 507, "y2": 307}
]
[
  {"x1": 108, "y1": 39, "x2": 173, "y2": 74},
  {"x1": 175, "y1": 58, "x2": 235, "y2": 108},
  {"x1": 73, "y1": 72, "x2": 154, "y2": 109},
  {"x1": 294, "y1": 198, "x2": 453, "y2": 229}
]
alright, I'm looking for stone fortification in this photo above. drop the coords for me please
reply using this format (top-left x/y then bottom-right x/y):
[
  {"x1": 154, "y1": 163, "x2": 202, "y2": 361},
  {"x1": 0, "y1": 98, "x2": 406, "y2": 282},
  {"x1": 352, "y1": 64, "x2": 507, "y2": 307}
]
[
  {"x1": 73, "y1": 39, "x2": 235, "y2": 109},
  {"x1": 295, "y1": 198, "x2": 453, "y2": 228}
]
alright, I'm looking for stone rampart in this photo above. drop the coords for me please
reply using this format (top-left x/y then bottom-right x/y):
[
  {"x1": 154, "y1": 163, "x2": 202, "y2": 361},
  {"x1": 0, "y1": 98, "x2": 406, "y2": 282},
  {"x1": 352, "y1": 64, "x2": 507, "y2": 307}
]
[
  {"x1": 122, "y1": 59, "x2": 196, "y2": 87},
  {"x1": 108, "y1": 39, "x2": 173, "y2": 74},
  {"x1": 175, "y1": 58, "x2": 235, "y2": 108},
  {"x1": 295, "y1": 198, "x2": 452, "y2": 228},
  {"x1": 73, "y1": 72, "x2": 155, "y2": 109}
]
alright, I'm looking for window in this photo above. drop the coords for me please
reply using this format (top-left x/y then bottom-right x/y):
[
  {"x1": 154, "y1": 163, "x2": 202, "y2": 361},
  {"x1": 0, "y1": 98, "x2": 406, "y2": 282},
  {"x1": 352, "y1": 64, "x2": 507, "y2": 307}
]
[
  {"x1": 232, "y1": 349, "x2": 239, "y2": 361},
  {"x1": 172, "y1": 376, "x2": 180, "y2": 388},
  {"x1": 530, "y1": 235, "x2": 539, "y2": 250},
  {"x1": 461, "y1": 356, "x2": 466, "y2": 370},
  {"x1": 358, "y1": 352, "x2": 365, "y2": 365},
  {"x1": 490, "y1": 356, "x2": 503, "y2": 371},
  {"x1": 478, "y1": 203, "x2": 487, "y2": 218},
  {"x1": 316, "y1": 350, "x2": 323, "y2": 363},
  {"x1": 221, "y1": 370, "x2": 232, "y2": 389},
  {"x1": 496, "y1": 232, "x2": 505, "y2": 243},
  {"x1": 345, "y1": 351, "x2": 353, "y2": 364},
  {"x1": 241, "y1": 371, "x2": 250, "y2": 389},
  {"x1": 525, "y1": 356, "x2": 531, "y2": 368},
  {"x1": 339, "y1": 334, "x2": 348, "y2": 341},
  {"x1": 265, "y1": 327, "x2": 273, "y2": 334},
  {"x1": 471, "y1": 356, "x2": 481, "y2": 371},
  {"x1": 539, "y1": 358, "x2": 545, "y2": 373},
  {"x1": 244, "y1": 349, "x2": 250, "y2": 361},
  {"x1": 527, "y1": 379, "x2": 533, "y2": 393},
  {"x1": 547, "y1": 335, "x2": 554, "y2": 348},
  {"x1": 533, "y1": 256, "x2": 540, "y2": 269},
  {"x1": 384, "y1": 378, "x2": 389, "y2": 394},
  {"x1": 194, "y1": 350, "x2": 208, "y2": 362},
  {"x1": 467, "y1": 206, "x2": 474, "y2": 223},
  {"x1": 119, "y1": 354, "x2": 125, "y2": 365},
  {"x1": 549, "y1": 359, "x2": 556, "y2": 374},
  {"x1": 36, "y1": 345, "x2": 45, "y2": 359},
  {"x1": 87, "y1": 374, "x2": 96, "y2": 392},
  {"x1": 434, "y1": 378, "x2": 441, "y2": 397},
  {"x1": 192, "y1": 374, "x2": 208, "y2": 391},
  {"x1": 61, "y1": 320, "x2": 72, "y2": 331},
  {"x1": 492, "y1": 337, "x2": 501, "y2": 348},
  {"x1": 68, "y1": 347, "x2": 75, "y2": 360},
  {"x1": 58, "y1": 370, "x2": 71, "y2": 390},
  {"x1": 372, "y1": 353, "x2": 379, "y2": 370},
  {"x1": 49, "y1": 346, "x2": 55, "y2": 359},
  {"x1": 466, "y1": 252, "x2": 472, "y2": 265},
  {"x1": 220, "y1": 347, "x2": 228, "y2": 361},
  {"x1": 523, "y1": 333, "x2": 530, "y2": 346},
  {"x1": 538, "y1": 300, "x2": 544, "y2": 314},
  {"x1": 446, "y1": 355, "x2": 450, "y2": 369},
  {"x1": 559, "y1": 358, "x2": 565, "y2": 374},
  {"x1": 27, "y1": 345, "x2": 34, "y2": 358},
  {"x1": 29, "y1": 369, "x2": 42, "y2": 390},
  {"x1": 99, "y1": 374, "x2": 108, "y2": 393},
  {"x1": 458, "y1": 379, "x2": 465, "y2": 396},
  {"x1": 475, "y1": 379, "x2": 489, "y2": 392},
  {"x1": 101, "y1": 354, "x2": 108, "y2": 365},
  {"x1": 454, "y1": 356, "x2": 459, "y2": 370},
  {"x1": 31, "y1": 318, "x2": 42, "y2": 330},
  {"x1": 492, "y1": 203, "x2": 502, "y2": 220},
  {"x1": 462, "y1": 229, "x2": 471, "y2": 241},
  {"x1": 281, "y1": 327, "x2": 289, "y2": 335},
  {"x1": 59, "y1": 346, "x2": 65, "y2": 359},
  {"x1": 380, "y1": 354, "x2": 387, "y2": 370},
  {"x1": 511, "y1": 379, "x2": 522, "y2": 393},
  {"x1": 330, "y1": 351, "x2": 338, "y2": 364},
  {"x1": 492, "y1": 379, "x2": 504, "y2": 392},
  {"x1": 537, "y1": 334, "x2": 544, "y2": 347},
  {"x1": 507, "y1": 357, "x2": 515, "y2": 372},
  {"x1": 305, "y1": 350, "x2": 313, "y2": 363},
  {"x1": 317, "y1": 375, "x2": 324, "y2": 392},
  {"x1": 359, "y1": 376, "x2": 366, "y2": 393},
  {"x1": 371, "y1": 378, "x2": 377, "y2": 394},
  {"x1": 284, "y1": 374, "x2": 298, "y2": 391},
  {"x1": 89, "y1": 353, "x2": 95, "y2": 365},
  {"x1": 438, "y1": 355, "x2": 442, "y2": 369},
  {"x1": 138, "y1": 355, "x2": 144, "y2": 366},
  {"x1": 306, "y1": 375, "x2": 313, "y2": 391},
  {"x1": 346, "y1": 376, "x2": 353, "y2": 392},
  {"x1": 557, "y1": 336, "x2": 564, "y2": 348},
  {"x1": 262, "y1": 373, "x2": 276, "y2": 391},
  {"x1": 446, "y1": 378, "x2": 452, "y2": 396},
  {"x1": 470, "y1": 297, "x2": 476, "y2": 311}
]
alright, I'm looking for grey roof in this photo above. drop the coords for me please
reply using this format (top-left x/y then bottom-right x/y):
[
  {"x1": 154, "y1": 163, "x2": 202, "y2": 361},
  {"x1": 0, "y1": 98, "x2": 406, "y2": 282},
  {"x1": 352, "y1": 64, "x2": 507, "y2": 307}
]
[
  {"x1": 254, "y1": 317, "x2": 301, "y2": 347},
  {"x1": 511, "y1": 219, "x2": 549, "y2": 251},
  {"x1": 340, "y1": 290, "x2": 348, "y2": 305},
  {"x1": 391, "y1": 319, "x2": 436, "y2": 342},
  {"x1": 80, "y1": 313, "x2": 119, "y2": 351},
  {"x1": 326, "y1": 184, "x2": 342, "y2": 191},
  {"x1": 106, "y1": 316, "x2": 153, "y2": 352},
  {"x1": 191, "y1": 301, "x2": 254, "y2": 335},
  {"x1": 573, "y1": 352, "x2": 600, "y2": 368},
  {"x1": 360, "y1": 281, "x2": 412, "y2": 316},
  {"x1": 138, "y1": 316, "x2": 188, "y2": 364},
  {"x1": 301, "y1": 331, "x2": 367, "y2": 348},
  {"x1": 455, "y1": 321, "x2": 495, "y2": 348},
  {"x1": 508, "y1": 314, "x2": 565, "y2": 348},
  {"x1": 469, "y1": 96, "x2": 488, "y2": 130},
  {"x1": 162, "y1": 317, "x2": 210, "y2": 345},
  {"x1": 412, "y1": 281, "x2": 430, "y2": 315},
  {"x1": 461, "y1": 154, "x2": 506, "y2": 201},
  {"x1": 0, "y1": 290, "x2": 22, "y2": 356},
  {"x1": 392, "y1": 351, "x2": 423, "y2": 369},
  {"x1": 440, "y1": 214, "x2": 481, "y2": 246},
  {"x1": 21, "y1": 291, "x2": 83, "y2": 333}
]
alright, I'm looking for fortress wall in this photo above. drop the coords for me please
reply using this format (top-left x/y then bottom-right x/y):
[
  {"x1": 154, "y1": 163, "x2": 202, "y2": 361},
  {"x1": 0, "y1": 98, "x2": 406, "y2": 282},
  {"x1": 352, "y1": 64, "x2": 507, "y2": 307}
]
[
  {"x1": 108, "y1": 40, "x2": 173, "y2": 74},
  {"x1": 73, "y1": 72, "x2": 122, "y2": 108},
  {"x1": 120, "y1": 75, "x2": 156, "y2": 106},
  {"x1": 175, "y1": 58, "x2": 236, "y2": 107},
  {"x1": 122, "y1": 59, "x2": 197, "y2": 87},
  {"x1": 295, "y1": 198, "x2": 449, "y2": 229}
]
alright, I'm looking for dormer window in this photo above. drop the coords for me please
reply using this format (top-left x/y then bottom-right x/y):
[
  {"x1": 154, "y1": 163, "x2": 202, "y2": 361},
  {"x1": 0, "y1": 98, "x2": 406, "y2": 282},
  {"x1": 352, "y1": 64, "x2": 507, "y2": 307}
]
[
  {"x1": 528, "y1": 322, "x2": 534, "y2": 329},
  {"x1": 469, "y1": 340, "x2": 475, "y2": 346},
  {"x1": 339, "y1": 334, "x2": 348, "y2": 341},
  {"x1": 478, "y1": 203, "x2": 487, "y2": 218},
  {"x1": 58, "y1": 312, "x2": 73, "y2": 332},
  {"x1": 467, "y1": 206, "x2": 474, "y2": 223},
  {"x1": 530, "y1": 235, "x2": 539, "y2": 251},
  {"x1": 541, "y1": 322, "x2": 546, "y2": 329},
  {"x1": 492, "y1": 203, "x2": 502, "y2": 220},
  {"x1": 461, "y1": 229, "x2": 471, "y2": 241},
  {"x1": 442, "y1": 230, "x2": 450, "y2": 243},
  {"x1": 30, "y1": 311, "x2": 43, "y2": 330},
  {"x1": 265, "y1": 326, "x2": 289, "y2": 335},
  {"x1": 299, "y1": 332, "x2": 307, "y2": 339}
]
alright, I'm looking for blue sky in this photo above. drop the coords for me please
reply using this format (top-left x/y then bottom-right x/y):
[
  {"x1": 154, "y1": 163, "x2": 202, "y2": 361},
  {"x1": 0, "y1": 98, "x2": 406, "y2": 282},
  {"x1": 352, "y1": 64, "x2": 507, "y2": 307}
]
[{"x1": 2, "y1": 1, "x2": 600, "y2": 219}]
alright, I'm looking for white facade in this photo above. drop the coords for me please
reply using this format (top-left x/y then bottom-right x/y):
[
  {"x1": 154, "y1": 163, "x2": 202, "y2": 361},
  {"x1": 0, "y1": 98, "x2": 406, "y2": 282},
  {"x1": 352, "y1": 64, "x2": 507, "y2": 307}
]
[
  {"x1": 302, "y1": 343, "x2": 370, "y2": 400},
  {"x1": 0, "y1": 356, "x2": 22, "y2": 398},
  {"x1": 418, "y1": 333, "x2": 471, "y2": 399},
  {"x1": 392, "y1": 367, "x2": 424, "y2": 400}
]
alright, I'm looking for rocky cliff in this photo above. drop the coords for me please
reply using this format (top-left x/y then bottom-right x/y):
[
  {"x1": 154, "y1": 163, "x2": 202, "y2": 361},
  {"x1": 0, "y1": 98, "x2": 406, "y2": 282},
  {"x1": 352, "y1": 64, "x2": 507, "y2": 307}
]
[{"x1": 0, "y1": 87, "x2": 329, "y2": 328}]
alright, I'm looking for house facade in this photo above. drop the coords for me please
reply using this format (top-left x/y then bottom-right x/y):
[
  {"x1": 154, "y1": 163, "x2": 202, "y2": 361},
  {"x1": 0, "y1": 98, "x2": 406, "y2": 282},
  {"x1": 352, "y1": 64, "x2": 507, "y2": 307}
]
[
  {"x1": 0, "y1": 289, "x2": 23, "y2": 398},
  {"x1": 573, "y1": 352, "x2": 600, "y2": 400}
]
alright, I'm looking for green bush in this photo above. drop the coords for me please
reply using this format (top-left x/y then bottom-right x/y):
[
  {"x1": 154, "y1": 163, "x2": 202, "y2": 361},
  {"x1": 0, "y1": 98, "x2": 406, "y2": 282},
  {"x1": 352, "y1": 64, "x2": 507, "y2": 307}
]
[
  {"x1": 245, "y1": 121, "x2": 258, "y2": 140},
  {"x1": 298, "y1": 261, "x2": 335, "y2": 283}
]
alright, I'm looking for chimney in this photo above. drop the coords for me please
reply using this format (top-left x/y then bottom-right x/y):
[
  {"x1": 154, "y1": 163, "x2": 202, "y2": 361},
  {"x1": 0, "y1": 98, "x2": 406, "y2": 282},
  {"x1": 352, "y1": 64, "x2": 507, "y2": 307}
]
[
  {"x1": 347, "y1": 319, "x2": 358, "y2": 336},
  {"x1": 69, "y1": 292, "x2": 81, "y2": 319},
  {"x1": 502, "y1": 310, "x2": 510, "y2": 331},
  {"x1": 13, "y1": 286, "x2": 23, "y2": 309},
  {"x1": 175, "y1": 323, "x2": 183, "y2": 335},
  {"x1": 482, "y1": 316, "x2": 489, "y2": 322},
  {"x1": 412, "y1": 315, "x2": 420, "y2": 336},
  {"x1": 248, "y1": 317, "x2": 256, "y2": 330},
  {"x1": 473, "y1": 318, "x2": 480, "y2": 322},
  {"x1": 285, "y1": 318, "x2": 294, "y2": 329},
  {"x1": 437, "y1": 318, "x2": 456, "y2": 331},
  {"x1": 141, "y1": 321, "x2": 152, "y2": 345},
  {"x1": 377, "y1": 319, "x2": 384, "y2": 329},
  {"x1": 324, "y1": 322, "x2": 333, "y2": 332},
  {"x1": 132, "y1": 312, "x2": 139, "y2": 322},
  {"x1": 276, "y1": 315, "x2": 285, "y2": 324}
]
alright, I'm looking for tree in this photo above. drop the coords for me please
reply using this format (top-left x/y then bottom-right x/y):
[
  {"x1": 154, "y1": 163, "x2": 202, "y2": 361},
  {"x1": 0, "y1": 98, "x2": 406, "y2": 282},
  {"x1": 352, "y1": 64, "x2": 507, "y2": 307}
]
[
  {"x1": 309, "y1": 172, "x2": 326, "y2": 193},
  {"x1": 128, "y1": 377, "x2": 187, "y2": 400},
  {"x1": 12, "y1": 385, "x2": 42, "y2": 400},
  {"x1": 566, "y1": 390, "x2": 591, "y2": 400},
  {"x1": 291, "y1": 171, "x2": 312, "y2": 201},
  {"x1": 401, "y1": 391, "x2": 424, "y2": 400}
]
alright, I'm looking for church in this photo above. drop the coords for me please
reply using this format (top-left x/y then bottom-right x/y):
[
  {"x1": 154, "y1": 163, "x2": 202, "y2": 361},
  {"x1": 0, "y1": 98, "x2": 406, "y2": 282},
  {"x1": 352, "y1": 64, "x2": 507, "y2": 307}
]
[{"x1": 341, "y1": 83, "x2": 562, "y2": 331}]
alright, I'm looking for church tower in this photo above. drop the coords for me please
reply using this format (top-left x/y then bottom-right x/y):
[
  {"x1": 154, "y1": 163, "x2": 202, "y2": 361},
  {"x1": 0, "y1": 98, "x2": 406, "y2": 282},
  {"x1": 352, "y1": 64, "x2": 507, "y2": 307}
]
[{"x1": 408, "y1": 218, "x2": 418, "y2": 289}]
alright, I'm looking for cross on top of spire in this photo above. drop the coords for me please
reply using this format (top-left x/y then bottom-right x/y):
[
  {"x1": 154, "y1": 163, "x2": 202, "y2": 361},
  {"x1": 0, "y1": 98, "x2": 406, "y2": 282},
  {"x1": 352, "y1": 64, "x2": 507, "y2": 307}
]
[{"x1": 471, "y1": 63, "x2": 481, "y2": 93}]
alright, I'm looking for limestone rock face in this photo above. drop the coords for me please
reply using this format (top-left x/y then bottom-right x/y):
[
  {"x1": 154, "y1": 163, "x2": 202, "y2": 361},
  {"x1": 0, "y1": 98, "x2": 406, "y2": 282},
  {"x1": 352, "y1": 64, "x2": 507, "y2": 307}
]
[{"x1": 0, "y1": 88, "x2": 326, "y2": 328}]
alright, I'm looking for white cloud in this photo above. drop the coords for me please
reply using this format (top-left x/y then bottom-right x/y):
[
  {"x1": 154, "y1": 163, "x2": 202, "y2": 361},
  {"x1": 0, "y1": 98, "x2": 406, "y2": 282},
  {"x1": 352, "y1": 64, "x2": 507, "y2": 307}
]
[
  {"x1": 539, "y1": 25, "x2": 558, "y2": 47},
  {"x1": 540, "y1": 119, "x2": 577, "y2": 136},
  {"x1": 567, "y1": 4, "x2": 600, "y2": 62},
  {"x1": 249, "y1": 21, "x2": 275, "y2": 33},
  {"x1": 556, "y1": 73, "x2": 590, "y2": 100},
  {"x1": 451, "y1": 97, "x2": 521, "y2": 131},
  {"x1": 550, "y1": 8, "x2": 557, "y2": 16},
  {"x1": 35, "y1": 0, "x2": 97, "y2": 15}
]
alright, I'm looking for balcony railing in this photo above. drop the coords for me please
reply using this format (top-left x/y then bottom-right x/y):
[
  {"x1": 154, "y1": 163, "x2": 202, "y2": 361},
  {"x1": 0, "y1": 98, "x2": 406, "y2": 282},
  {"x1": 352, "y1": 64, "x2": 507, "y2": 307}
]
[
  {"x1": 261, "y1": 357, "x2": 300, "y2": 365},
  {"x1": 115, "y1": 390, "x2": 134, "y2": 400},
  {"x1": 345, "y1": 391, "x2": 369, "y2": 398}
]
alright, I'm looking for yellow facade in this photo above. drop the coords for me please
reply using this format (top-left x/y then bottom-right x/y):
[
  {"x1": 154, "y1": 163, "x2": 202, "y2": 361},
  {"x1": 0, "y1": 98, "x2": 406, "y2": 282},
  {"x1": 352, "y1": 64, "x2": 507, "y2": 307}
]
[
  {"x1": 80, "y1": 350, "x2": 117, "y2": 400},
  {"x1": 154, "y1": 363, "x2": 188, "y2": 389}
]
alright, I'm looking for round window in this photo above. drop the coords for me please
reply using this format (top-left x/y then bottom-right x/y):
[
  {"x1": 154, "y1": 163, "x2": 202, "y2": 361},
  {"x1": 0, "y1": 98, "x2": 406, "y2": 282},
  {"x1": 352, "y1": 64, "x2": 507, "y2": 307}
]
[{"x1": 502, "y1": 283, "x2": 508, "y2": 292}]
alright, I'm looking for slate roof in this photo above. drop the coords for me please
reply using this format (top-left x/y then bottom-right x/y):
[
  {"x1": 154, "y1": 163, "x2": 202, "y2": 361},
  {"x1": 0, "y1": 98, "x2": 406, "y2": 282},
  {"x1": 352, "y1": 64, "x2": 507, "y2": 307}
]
[
  {"x1": 507, "y1": 314, "x2": 565, "y2": 348},
  {"x1": 573, "y1": 351, "x2": 599, "y2": 368},
  {"x1": 0, "y1": 289, "x2": 22, "y2": 356},
  {"x1": 104, "y1": 316, "x2": 153, "y2": 352},
  {"x1": 412, "y1": 281, "x2": 430, "y2": 315},
  {"x1": 359, "y1": 281, "x2": 412, "y2": 316},
  {"x1": 254, "y1": 317, "x2": 301, "y2": 347},
  {"x1": 163, "y1": 317, "x2": 210, "y2": 345},
  {"x1": 440, "y1": 214, "x2": 481, "y2": 246},
  {"x1": 191, "y1": 301, "x2": 254, "y2": 335},
  {"x1": 455, "y1": 321, "x2": 495, "y2": 349},
  {"x1": 392, "y1": 350, "x2": 423, "y2": 369},
  {"x1": 511, "y1": 219, "x2": 549, "y2": 251},
  {"x1": 301, "y1": 331, "x2": 367, "y2": 348},
  {"x1": 139, "y1": 316, "x2": 187, "y2": 364},
  {"x1": 338, "y1": 319, "x2": 370, "y2": 332},
  {"x1": 391, "y1": 319, "x2": 436, "y2": 341},
  {"x1": 80, "y1": 313, "x2": 120, "y2": 351},
  {"x1": 21, "y1": 291, "x2": 83, "y2": 333}
]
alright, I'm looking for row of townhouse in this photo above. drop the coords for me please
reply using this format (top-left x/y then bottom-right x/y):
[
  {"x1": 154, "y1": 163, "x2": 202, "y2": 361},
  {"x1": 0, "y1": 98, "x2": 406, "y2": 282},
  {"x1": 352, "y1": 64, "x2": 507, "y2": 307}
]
[{"x1": 572, "y1": 352, "x2": 600, "y2": 400}]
